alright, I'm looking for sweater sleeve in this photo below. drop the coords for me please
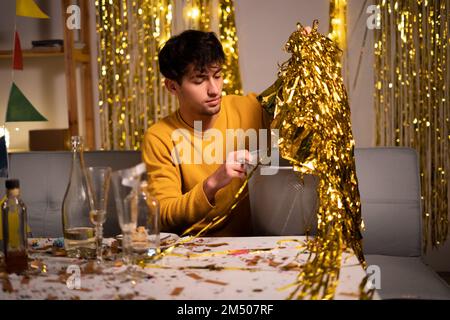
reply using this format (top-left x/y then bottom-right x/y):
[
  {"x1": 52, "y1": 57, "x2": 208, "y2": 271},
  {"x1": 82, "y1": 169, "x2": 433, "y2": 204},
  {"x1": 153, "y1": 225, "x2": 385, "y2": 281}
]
[{"x1": 142, "y1": 130, "x2": 215, "y2": 233}]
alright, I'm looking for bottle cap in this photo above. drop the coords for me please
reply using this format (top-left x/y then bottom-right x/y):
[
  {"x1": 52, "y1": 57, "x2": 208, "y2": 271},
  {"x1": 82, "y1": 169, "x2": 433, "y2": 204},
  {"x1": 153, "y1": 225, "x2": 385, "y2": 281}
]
[{"x1": 5, "y1": 179, "x2": 20, "y2": 189}]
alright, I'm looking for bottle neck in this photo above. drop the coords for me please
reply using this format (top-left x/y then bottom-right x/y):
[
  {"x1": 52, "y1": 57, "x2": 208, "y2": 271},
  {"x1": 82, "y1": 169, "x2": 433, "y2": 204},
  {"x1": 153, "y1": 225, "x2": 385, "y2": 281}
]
[
  {"x1": 6, "y1": 188, "x2": 20, "y2": 197},
  {"x1": 71, "y1": 138, "x2": 86, "y2": 169}
]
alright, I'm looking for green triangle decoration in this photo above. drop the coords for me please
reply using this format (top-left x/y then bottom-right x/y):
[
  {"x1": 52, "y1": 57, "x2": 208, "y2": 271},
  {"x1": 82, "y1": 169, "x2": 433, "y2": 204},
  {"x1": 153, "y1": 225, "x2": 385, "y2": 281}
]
[{"x1": 6, "y1": 82, "x2": 47, "y2": 122}]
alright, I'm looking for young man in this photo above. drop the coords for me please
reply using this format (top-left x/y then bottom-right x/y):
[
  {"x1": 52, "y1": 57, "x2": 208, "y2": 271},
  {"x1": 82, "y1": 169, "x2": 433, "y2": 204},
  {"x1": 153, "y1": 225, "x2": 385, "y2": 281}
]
[{"x1": 143, "y1": 27, "x2": 311, "y2": 236}]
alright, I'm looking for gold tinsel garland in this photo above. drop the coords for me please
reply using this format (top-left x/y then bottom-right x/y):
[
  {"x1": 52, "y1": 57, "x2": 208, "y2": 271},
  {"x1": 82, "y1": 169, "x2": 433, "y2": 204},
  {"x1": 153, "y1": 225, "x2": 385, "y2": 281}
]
[
  {"x1": 96, "y1": 0, "x2": 243, "y2": 150},
  {"x1": 258, "y1": 21, "x2": 371, "y2": 299},
  {"x1": 374, "y1": 0, "x2": 449, "y2": 249}
]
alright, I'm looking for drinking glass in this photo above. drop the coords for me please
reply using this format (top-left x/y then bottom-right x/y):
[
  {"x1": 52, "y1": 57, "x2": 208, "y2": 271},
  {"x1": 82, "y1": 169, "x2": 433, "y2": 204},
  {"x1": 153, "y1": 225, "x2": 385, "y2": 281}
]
[
  {"x1": 136, "y1": 180, "x2": 160, "y2": 258},
  {"x1": 111, "y1": 164, "x2": 146, "y2": 264},
  {"x1": 85, "y1": 166, "x2": 112, "y2": 263}
]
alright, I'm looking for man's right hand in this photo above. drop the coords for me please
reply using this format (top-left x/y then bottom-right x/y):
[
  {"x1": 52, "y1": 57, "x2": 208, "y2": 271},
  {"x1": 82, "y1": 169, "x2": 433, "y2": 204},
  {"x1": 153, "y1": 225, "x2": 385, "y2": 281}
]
[{"x1": 203, "y1": 150, "x2": 251, "y2": 205}]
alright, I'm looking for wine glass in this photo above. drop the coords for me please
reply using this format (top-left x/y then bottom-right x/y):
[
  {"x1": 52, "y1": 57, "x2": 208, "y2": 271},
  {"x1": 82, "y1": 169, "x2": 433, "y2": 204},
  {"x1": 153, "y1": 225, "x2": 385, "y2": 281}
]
[{"x1": 85, "y1": 166, "x2": 112, "y2": 264}]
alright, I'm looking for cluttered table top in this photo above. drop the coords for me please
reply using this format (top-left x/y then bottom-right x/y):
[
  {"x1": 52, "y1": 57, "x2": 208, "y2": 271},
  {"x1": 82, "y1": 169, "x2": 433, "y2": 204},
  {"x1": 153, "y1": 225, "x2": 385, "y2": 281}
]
[{"x1": 0, "y1": 235, "x2": 376, "y2": 300}]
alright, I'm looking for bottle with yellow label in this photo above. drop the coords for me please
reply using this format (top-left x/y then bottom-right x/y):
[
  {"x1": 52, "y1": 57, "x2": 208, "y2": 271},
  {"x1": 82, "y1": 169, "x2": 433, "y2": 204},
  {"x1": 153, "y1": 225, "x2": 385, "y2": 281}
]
[{"x1": 1, "y1": 179, "x2": 28, "y2": 274}]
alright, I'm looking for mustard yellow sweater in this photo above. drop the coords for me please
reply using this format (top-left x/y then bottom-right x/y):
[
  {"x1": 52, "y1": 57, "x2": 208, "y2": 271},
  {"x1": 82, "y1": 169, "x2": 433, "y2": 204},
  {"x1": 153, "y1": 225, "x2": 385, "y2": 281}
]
[{"x1": 142, "y1": 93, "x2": 269, "y2": 236}]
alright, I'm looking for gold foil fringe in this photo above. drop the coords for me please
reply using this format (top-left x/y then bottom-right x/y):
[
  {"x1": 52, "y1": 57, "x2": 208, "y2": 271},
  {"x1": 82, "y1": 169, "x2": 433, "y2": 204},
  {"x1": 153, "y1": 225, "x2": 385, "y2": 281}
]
[
  {"x1": 374, "y1": 0, "x2": 449, "y2": 250},
  {"x1": 96, "y1": 0, "x2": 176, "y2": 150},
  {"x1": 257, "y1": 21, "x2": 372, "y2": 300},
  {"x1": 328, "y1": 0, "x2": 350, "y2": 91},
  {"x1": 219, "y1": 0, "x2": 243, "y2": 96}
]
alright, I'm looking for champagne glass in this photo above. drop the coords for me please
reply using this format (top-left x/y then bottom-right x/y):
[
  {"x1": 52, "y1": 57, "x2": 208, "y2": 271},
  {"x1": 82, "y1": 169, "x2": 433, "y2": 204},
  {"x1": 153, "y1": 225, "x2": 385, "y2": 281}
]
[{"x1": 86, "y1": 166, "x2": 112, "y2": 264}]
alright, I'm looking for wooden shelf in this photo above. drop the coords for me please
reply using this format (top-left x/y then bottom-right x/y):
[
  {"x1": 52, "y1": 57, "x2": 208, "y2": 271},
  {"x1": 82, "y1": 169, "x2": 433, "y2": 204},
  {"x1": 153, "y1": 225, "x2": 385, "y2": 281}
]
[
  {"x1": 73, "y1": 48, "x2": 90, "y2": 63},
  {"x1": 0, "y1": 48, "x2": 90, "y2": 62},
  {"x1": 0, "y1": 49, "x2": 64, "y2": 59}
]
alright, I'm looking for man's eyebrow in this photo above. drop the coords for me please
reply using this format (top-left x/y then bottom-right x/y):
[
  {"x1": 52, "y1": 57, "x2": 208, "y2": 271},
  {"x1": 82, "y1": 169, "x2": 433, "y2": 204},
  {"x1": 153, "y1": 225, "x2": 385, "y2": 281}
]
[
  {"x1": 189, "y1": 72, "x2": 206, "y2": 79},
  {"x1": 189, "y1": 67, "x2": 222, "y2": 79},
  {"x1": 191, "y1": 69, "x2": 207, "y2": 76}
]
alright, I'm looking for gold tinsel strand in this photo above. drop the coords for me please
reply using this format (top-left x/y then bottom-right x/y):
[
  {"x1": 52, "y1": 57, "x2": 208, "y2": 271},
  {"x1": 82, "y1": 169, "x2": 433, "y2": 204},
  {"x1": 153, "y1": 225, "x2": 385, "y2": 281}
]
[
  {"x1": 182, "y1": 0, "x2": 212, "y2": 31},
  {"x1": 96, "y1": 0, "x2": 176, "y2": 150},
  {"x1": 219, "y1": 0, "x2": 243, "y2": 96},
  {"x1": 374, "y1": 0, "x2": 449, "y2": 250},
  {"x1": 258, "y1": 21, "x2": 371, "y2": 299},
  {"x1": 328, "y1": 0, "x2": 347, "y2": 52},
  {"x1": 328, "y1": 0, "x2": 349, "y2": 90}
]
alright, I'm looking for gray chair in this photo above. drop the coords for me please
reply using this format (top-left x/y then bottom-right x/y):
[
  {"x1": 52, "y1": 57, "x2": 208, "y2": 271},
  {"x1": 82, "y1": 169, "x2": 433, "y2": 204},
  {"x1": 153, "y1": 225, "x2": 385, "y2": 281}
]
[
  {"x1": 2, "y1": 151, "x2": 142, "y2": 238},
  {"x1": 248, "y1": 147, "x2": 450, "y2": 299},
  {"x1": 356, "y1": 147, "x2": 450, "y2": 299}
]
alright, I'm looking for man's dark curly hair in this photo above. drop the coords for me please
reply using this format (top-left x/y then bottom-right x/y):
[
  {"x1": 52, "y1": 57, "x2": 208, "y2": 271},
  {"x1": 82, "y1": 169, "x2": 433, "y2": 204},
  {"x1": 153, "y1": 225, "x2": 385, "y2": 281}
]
[{"x1": 158, "y1": 30, "x2": 225, "y2": 84}]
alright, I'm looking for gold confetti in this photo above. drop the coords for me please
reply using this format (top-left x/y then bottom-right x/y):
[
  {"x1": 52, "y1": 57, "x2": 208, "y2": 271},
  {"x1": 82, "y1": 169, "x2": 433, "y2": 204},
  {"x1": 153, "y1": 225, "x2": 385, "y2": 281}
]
[
  {"x1": 186, "y1": 272, "x2": 203, "y2": 280},
  {"x1": 170, "y1": 287, "x2": 184, "y2": 296},
  {"x1": 204, "y1": 279, "x2": 228, "y2": 286}
]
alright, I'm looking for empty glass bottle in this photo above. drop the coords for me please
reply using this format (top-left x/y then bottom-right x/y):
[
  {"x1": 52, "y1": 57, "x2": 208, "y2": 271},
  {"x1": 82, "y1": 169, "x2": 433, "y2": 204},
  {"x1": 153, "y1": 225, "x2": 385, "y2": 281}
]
[{"x1": 62, "y1": 136, "x2": 96, "y2": 259}]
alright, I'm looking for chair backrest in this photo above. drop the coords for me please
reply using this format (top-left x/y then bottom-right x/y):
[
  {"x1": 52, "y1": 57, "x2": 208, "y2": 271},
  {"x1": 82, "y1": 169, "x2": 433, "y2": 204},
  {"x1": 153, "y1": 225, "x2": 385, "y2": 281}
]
[
  {"x1": 1, "y1": 151, "x2": 142, "y2": 238},
  {"x1": 248, "y1": 147, "x2": 422, "y2": 257},
  {"x1": 355, "y1": 147, "x2": 422, "y2": 256},
  {"x1": 248, "y1": 157, "x2": 319, "y2": 236}
]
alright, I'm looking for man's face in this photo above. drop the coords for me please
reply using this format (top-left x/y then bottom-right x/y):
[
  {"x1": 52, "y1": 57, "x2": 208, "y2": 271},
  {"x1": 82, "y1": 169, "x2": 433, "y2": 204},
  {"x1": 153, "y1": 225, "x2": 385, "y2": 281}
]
[{"x1": 174, "y1": 63, "x2": 223, "y2": 117}]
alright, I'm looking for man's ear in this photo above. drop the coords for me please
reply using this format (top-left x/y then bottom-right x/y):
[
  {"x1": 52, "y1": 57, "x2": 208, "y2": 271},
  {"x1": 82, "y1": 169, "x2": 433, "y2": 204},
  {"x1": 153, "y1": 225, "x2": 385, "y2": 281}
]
[{"x1": 165, "y1": 78, "x2": 179, "y2": 95}]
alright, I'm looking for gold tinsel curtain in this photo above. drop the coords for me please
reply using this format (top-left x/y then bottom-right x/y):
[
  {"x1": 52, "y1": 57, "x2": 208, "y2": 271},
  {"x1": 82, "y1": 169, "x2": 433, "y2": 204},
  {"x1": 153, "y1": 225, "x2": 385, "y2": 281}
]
[
  {"x1": 96, "y1": 0, "x2": 175, "y2": 150},
  {"x1": 181, "y1": 0, "x2": 243, "y2": 95},
  {"x1": 96, "y1": 0, "x2": 243, "y2": 150},
  {"x1": 328, "y1": 0, "x2": 349, "y2": 89},
  {"x1": 219, "y1": 0, "x2": 243, "y2": 95},
  {"x1": 374, "y1": 0, "x2": 449, "y2": 249}
]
